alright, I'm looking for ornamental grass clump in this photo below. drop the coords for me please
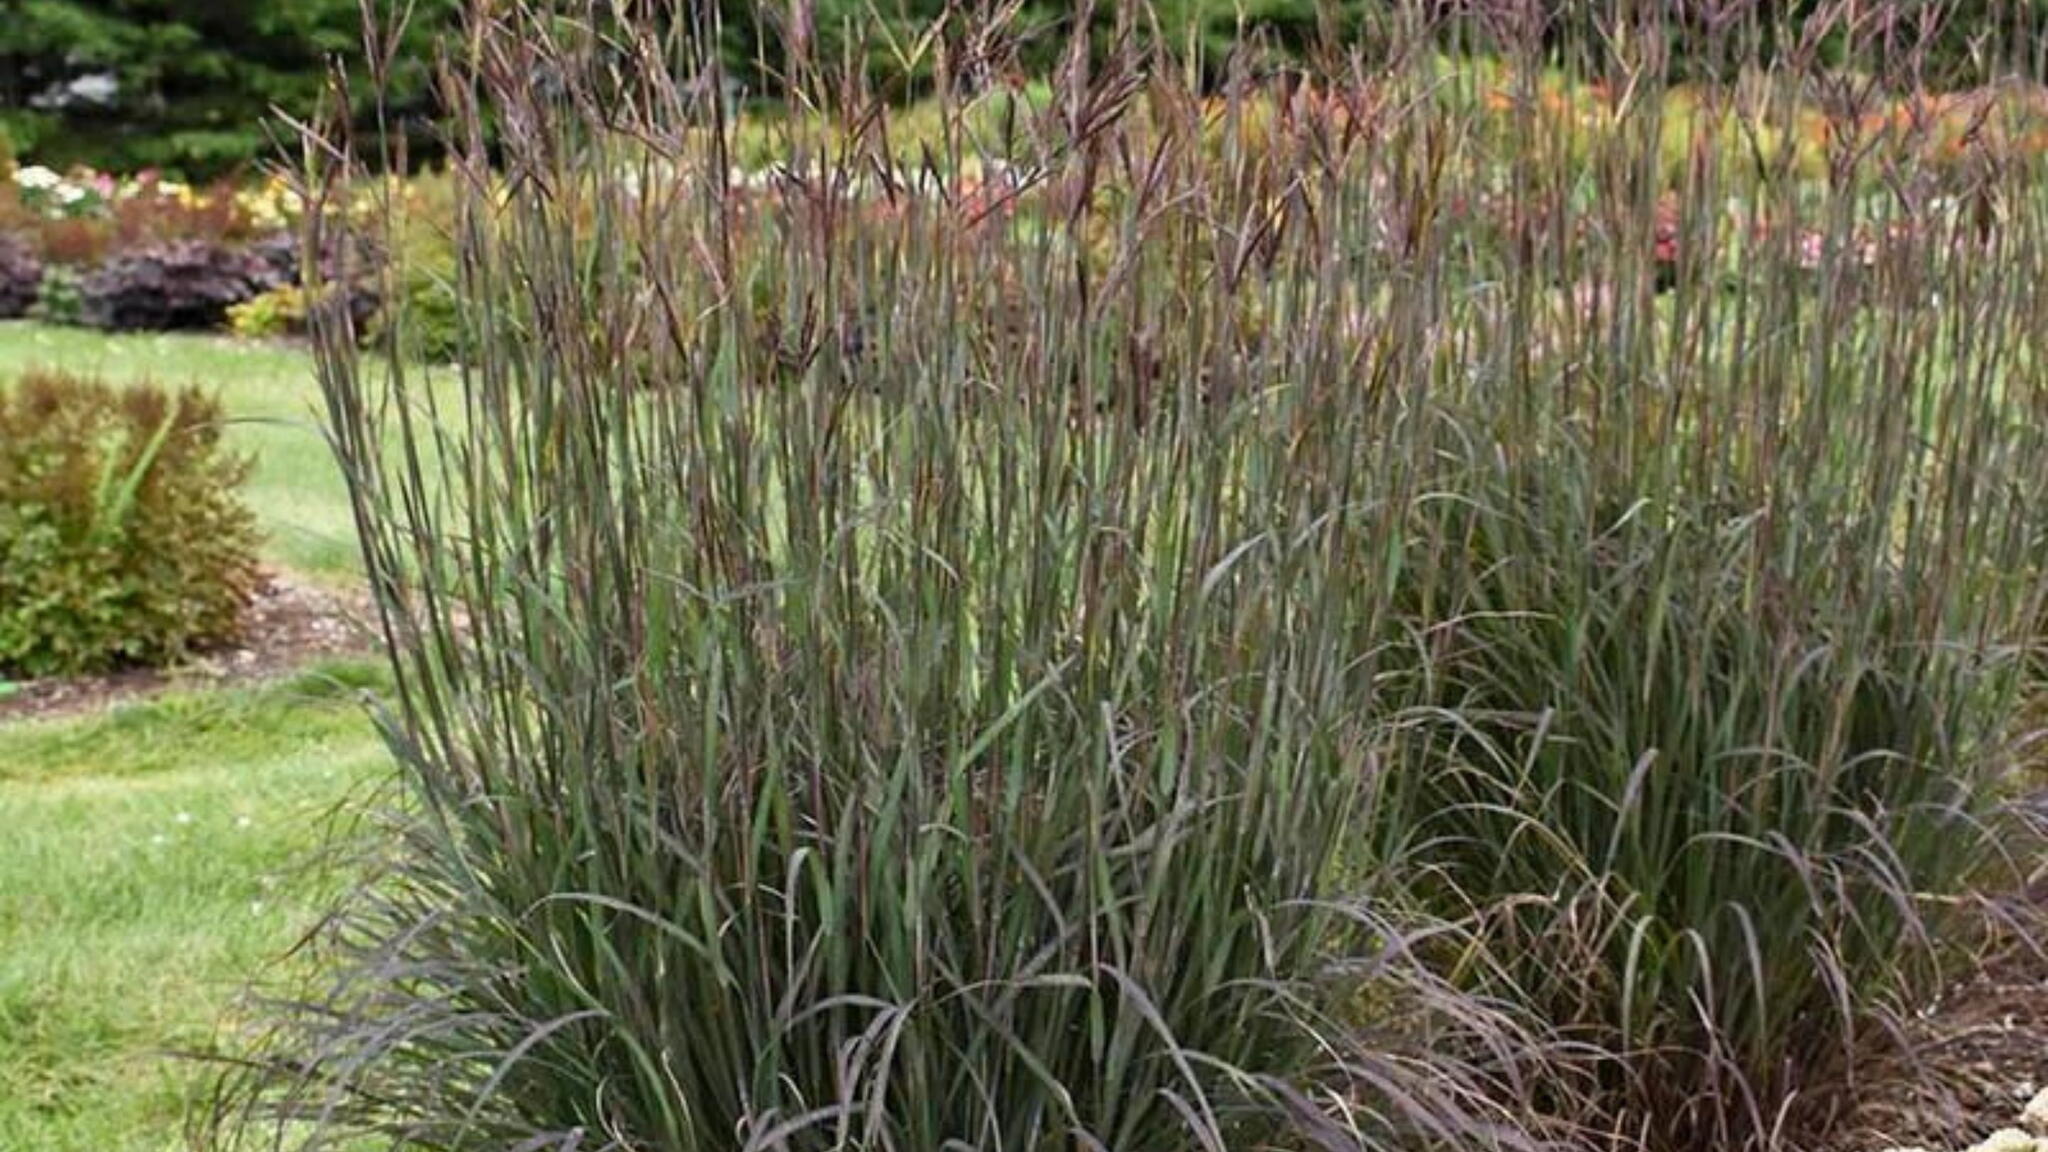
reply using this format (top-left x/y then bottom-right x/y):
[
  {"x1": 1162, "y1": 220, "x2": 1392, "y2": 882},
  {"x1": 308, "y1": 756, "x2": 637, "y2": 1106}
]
[
  {"x1": 1377, "y1": 440, "x2": 2043, "y2": 1152},
  {"x1": 1367, "y1": 8, "x2": 2048, "y2": 1152},
  {"x1": 209, "y1": 5, "x2": 1542, "y2": 1151}
]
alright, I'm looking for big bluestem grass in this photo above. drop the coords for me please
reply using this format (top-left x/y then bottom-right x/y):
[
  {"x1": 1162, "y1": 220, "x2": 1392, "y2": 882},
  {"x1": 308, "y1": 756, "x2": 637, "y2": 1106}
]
[
  {"x1": 208, "y1": 5, "x2": 1551, "y2": 1152},
  {"x1": 1369, "y1": 9, "x2": 2048, "y2": 1152},
  {"x1": 213, "y1": 3, "x2": 2048, "y2": 1152}
]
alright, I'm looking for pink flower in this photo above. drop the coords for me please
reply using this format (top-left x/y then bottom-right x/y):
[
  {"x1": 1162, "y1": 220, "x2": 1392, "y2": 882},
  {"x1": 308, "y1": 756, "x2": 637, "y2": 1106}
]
[{"x1": 1795, "y1": 229, "x2": 1825, "y2": 270}]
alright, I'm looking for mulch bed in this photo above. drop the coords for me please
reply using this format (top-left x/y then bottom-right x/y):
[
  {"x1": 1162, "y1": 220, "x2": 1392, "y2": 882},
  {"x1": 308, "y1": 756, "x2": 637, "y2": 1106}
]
[{"x1": 0, "y1": 571, "x2": 378, "y2": 722}]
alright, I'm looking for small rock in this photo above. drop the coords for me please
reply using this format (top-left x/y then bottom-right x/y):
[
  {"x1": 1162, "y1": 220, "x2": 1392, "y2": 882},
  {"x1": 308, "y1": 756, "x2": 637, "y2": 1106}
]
[
  {"x1": 1968, "y1": 1128, "x2": 2041, "y2": 1152},
  {"x1": 2022, "y1": 1087, "x2": 2048, "y2": 1135}
]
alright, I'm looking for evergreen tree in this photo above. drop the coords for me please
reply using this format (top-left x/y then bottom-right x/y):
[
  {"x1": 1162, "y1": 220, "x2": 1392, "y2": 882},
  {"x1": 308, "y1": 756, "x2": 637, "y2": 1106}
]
[{"x1": 0, "y1": 0, "x2": 453, "y2": 176}]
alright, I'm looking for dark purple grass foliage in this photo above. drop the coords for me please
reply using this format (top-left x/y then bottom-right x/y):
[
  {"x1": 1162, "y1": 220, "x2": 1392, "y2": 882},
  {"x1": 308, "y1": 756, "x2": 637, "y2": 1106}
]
[{"x1": 209, "y1": 3, "x2": 2048, "y2": 1152}]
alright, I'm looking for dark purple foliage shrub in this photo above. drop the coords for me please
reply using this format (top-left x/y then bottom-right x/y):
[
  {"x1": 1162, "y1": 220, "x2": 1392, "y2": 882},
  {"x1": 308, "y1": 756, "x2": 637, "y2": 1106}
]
[
  {"x1": 245, "y1": 227, "x2": 383, "y2": 332},
  {"x1": 78, "y1": 240, "x2": 280, "y2": 331},
  {"x1": 0, "y1": 233, "x2": 41, "y2": 318},
  {"x1": 246, "y1": 229, "x2": 304, "y2": 286}
]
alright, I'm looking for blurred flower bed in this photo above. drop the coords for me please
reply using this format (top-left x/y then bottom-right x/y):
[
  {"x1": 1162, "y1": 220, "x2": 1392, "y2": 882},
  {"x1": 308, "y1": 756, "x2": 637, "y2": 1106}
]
[
  {"x1": 0, "y1": 163, "x2": 391, "y2": 342},
  {"x1": 4, "y1": 69, "x2": 2045, "y2": 354},
  {"x1": 0, "y1": 165, "x2": 311, "y2": 334}
]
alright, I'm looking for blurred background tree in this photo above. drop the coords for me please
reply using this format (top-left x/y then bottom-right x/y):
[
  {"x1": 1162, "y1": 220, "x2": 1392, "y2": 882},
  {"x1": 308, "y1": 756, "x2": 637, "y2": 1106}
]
[{"x1": 0, "y1": 0, "x2": 454, "y2": 178}]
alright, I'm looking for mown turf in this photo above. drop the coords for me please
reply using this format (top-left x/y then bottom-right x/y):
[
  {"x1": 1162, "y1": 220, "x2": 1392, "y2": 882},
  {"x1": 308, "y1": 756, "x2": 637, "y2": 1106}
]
[
  {"x1": 0, "y1": 662, "x2": 390, "y2": 1152},
  {"x1": 0, "y1": 321, "x2": 378, "y2": 583}
]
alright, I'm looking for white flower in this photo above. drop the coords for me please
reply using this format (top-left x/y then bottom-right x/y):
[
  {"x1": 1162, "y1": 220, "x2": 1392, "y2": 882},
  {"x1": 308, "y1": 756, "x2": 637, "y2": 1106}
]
[
  {"x1": 12, "y1": 165, "x2": 61, "y2": 190},
  {"x1": 66, "y1": 72, "x2": 119, "y2": 105},
  {"x1": 174, "y1": 811, "x2": 193, "y2": 825},
  {"x1": 54, "y1": 184, "x2": 86, "y2": 204},
  {"x1": 2023, "y1": 1086, "x2": 2048, "y2": 1135}
]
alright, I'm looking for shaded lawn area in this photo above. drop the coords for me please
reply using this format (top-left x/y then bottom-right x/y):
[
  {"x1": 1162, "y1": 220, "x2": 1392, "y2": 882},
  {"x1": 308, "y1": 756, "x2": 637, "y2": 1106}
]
[
  {"x1": 0, "y1": 662, "x2": 390, "y2": 1152},
  {"x1": 0, "y1": 321, "x2": 375, "y2": 584}
]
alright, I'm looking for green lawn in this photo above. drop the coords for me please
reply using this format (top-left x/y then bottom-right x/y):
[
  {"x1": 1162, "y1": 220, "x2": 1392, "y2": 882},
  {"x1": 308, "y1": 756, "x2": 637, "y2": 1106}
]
[
  {"x1": 0, "y1": 321, "x2": 372, "y2": 583},
  {"x1": 0, "y1": 664, "x2": 389, "y2": 1152},
  {"x1": 0, "y1": 324, "x2": 401, "y2": 1149}
]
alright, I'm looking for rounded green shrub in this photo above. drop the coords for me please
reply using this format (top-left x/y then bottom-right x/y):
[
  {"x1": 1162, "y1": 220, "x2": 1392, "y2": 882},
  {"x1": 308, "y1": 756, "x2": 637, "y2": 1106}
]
[
  {"x1": 373, "y1": 178, "x2": 465, "y2": 363},
  {"x1": 387, "y1": 261, "x2": 463, "y2": 362},
  {"x1": 227, "y1": 284, "x2": 311, "y2": 339},
  {"x1": 0, "y1": 369, "x2": 261, "y2": 677},
  {"x1": 30, "y1": 266, "x2": 86, "y2": 326}
]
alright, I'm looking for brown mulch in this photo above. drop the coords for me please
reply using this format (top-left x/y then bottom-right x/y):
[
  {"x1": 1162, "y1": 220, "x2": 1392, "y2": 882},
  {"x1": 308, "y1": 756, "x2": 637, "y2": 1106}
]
[{"x1": 0, "y1": 571, "x2": 378, "y2": 723}]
